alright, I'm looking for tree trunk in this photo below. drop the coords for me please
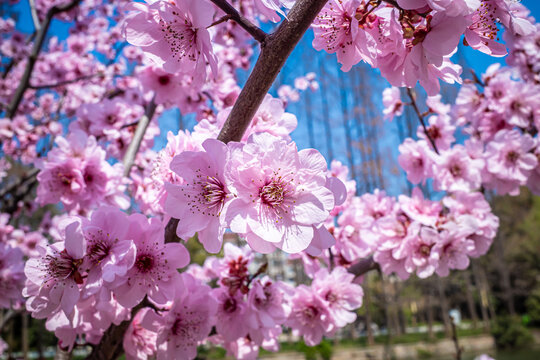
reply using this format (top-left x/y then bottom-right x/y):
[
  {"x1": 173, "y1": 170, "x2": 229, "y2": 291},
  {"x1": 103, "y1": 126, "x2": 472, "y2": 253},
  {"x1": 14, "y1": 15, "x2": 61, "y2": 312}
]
[
  {"x1": 464, "y1": 271, "x2": 479, "y2": 329},
  {"x1": 364, "y1": 273, "x2": 375, "y2": 346},
  {"x1": 437, "y1": 278, "x2": 452, "y2": 337}
]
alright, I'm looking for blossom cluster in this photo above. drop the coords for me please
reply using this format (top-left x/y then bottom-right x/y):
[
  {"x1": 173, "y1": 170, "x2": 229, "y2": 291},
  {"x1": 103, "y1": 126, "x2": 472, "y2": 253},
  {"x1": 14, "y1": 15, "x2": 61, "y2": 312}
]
[
  {"x1": 22, "y1": 207, "x2": 190, "y2": 349},
  {"x1": 391, "y1": 64, "x2": 540, "y2": 197},
  {"x1": 312, "y1": 0, "x2": 536, "y2": 95},
  {"x1": 1, "y1": 0, "x2": 539, "y2": 357},
  {"x1": 121, "y1": 243, "x2": 363, "y2": 360},
  {"x1": 164, "y1": 132, "x2": 345, "y2": 254}
]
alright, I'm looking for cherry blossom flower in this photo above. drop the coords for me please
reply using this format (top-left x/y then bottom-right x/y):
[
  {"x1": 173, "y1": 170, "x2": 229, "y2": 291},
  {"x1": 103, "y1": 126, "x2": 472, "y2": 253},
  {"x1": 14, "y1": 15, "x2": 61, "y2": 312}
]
[
  {"x1": 398, "y1": 139, "x2": 434, "y2": 185},
  {"x1": 24, "y1": 220, "x2": 86, "y2": 318},
  {"x1": 312, "y1": 0, "x2": 371, "y2": 72},
  {"x1": 382, "y1": 87, "x2": 404, "y2": 121},
  {"x1": 212, "y1": 287, "x2": 249, "y2": 342},
  {"x1": 123, "y1": 0, "x2": 217, "y2": 78},
  {"x1": 311, "y1": 267, "x2": 363, "y2": 327},
  {"x1": 0, "y1": 242, "x2": 25, "y2": 308},
  {"x1": 432, "y1": 145, "x2": 484, "y2": 192},
  {"x1": 246, "y1": 277, "x2": 291, "y2": 344},
  {"x1": 124, "y1": 308, "x2": 157, "y2": 360},
  {"x1": 165, "y1": 139, "x2": 233, "y2": 253},
  {"x1": 483, "y1": 129, "x2": 537, "y2": 195},
  {"x1": 113, "y1": 214, "x2": 189, "y2": 308},
  {"x1": 79, "y1": 207, "x2": 136, "y2": 297},
  {"x1": 141, "y1": 273, "x2": 218, "y2": 360},
  {"x1": 285, "y1": 285, "x2": 334, "y2": 346},
  {"x1": 226, "y1": 133, "x2": 336, "y2": 253}
]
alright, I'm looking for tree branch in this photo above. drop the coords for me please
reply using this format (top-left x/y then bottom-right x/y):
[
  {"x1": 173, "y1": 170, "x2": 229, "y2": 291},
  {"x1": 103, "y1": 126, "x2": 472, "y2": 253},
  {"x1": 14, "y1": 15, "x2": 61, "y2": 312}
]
[
  {"x1": 406, "y1": 88, "x2": 440, "y2": 155},
  {"x1": 29, "y1": 73, "x2": 104, "y2": 90},
  {"x1": 122, "y1": 99, "x2": 157, "y2": 177},
  {"x1": 85, "y1": 301, "x2": 147, "y2": 360},
  {"x1": 217, "y1": 0, "x2": 330, "y2": 143},
  {"x1": 28, "y1": 0, "x2": 42, "y2": 32},
  {"x1": 209, "y1": 0, "x2": 267, "y2": 43},
  {"x1": 348, "y1": 256, "x2": 379, "y2": 278},
  {"x1": 165, "y1": 0, "x2": 330, "y2": 243},
  {"x1": 0, "y1": 309, "x2": 19, "y2": 332},
  {"x1": 6, "y1": 0, "x2": 82, "y2": 119}
]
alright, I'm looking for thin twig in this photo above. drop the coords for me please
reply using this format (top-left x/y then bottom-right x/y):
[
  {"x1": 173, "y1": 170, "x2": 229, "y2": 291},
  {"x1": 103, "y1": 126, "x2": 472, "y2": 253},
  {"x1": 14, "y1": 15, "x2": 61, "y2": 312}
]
[
  {"x1": 0, "y1": 309, "x2": 19, "y2": 332},
  {"x1": 207, "y1": 14, "x2": 232, "y2": 29},
  {"x1": 406, "y1": 88, "x2": 440, "y2": 155},
  {"x1": 450, "y1": 315, "x2": 463, "y2": 360},
  {"x1": 0, "y1": 168, "x2": 39, "y2": 200},
  {"x1": 28, "y1": 0, "x2": 42, "y2": 31},
  {"x1": 209, "y1": 0, "x2": 267, "y2": 43},
  {"x1": 122, "y1": 99, "x2": 157, "y2": 177},
  {"x1": 29, "y1": 73, "x2": 103, "y2": 90},
  {"x1": 6, "y1": 0, "x2": 82, "y2": 119}
]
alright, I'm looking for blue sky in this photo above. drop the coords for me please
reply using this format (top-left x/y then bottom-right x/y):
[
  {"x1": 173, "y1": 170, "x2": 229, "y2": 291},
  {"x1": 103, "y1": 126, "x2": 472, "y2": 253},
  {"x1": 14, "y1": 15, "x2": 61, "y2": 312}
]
[{"x1": 7, "y1": 0, "x2": 540, "y2": 195}]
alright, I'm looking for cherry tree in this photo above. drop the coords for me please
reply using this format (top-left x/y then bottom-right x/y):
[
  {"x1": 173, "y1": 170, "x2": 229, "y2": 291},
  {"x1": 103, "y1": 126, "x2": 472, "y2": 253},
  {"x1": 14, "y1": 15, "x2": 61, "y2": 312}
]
[{"x1": 0, "y1": 0, "x2": 539, "y2": 359}]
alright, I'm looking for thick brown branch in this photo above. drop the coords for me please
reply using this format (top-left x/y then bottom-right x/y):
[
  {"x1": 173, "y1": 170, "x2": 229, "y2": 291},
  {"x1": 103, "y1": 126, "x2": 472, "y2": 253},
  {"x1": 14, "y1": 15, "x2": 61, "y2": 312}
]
[
  {"x1": 209, "y1": 0, "x2": 267, "y2": 43},
  {"x1": 6, "y1": 0, "x2": 82, "y2": 119},
  {"x1": 406, "y1": 88, "x2": 440, "y2": 155},
  {"x1": 122, "y1": 99, "x2": 157, "y2": 177},
  {"x1": 217, "y1": 0, "x2": 329, "y2": 143}
]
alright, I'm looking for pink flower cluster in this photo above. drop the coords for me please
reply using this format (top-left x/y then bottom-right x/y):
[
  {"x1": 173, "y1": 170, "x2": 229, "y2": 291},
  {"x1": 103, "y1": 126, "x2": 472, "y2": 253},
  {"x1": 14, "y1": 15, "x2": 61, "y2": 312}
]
[
  {"x1": 36, "y1": 131, "x2": 128, "y2": 212},
  {"x1": 312, "y1": 0, "x2": 535, "y2": 95},
  {"x1": 165, "y1": 132, "x2": 345, "y2": 254},
  {"x1": 22, "y1": 207, "x2": 190, "y2": 349},
  {"x1": 121, "y1": 243, "x2": 364, "y2": 360},
  {"x1": 0, "y1": 214, "x2": 25, "y2": 309}
]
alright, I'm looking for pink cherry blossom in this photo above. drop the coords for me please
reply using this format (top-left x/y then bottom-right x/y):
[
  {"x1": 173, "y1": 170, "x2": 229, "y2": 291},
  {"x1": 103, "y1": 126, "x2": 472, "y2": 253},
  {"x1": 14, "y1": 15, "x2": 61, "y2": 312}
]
[
  {"x1": 141, "y1": 273, "x2": 218, "y2": 360},
  {"x1": 212, "y1": 286, "x2": 249, "y2": 342},
  {"x1": 311, "y1": 267, "x2": 363, "y2": 327},
  {"x1": 432, "y1": 144, "x2": 484, "y2": 192},
  {"x1": 165, "y1": 138, "x2": 232, "y2": 253},
  {"x1": 382, "y1": 86, "x2": 404, "y2": 121},
  {"x1": 312, "y1": 0, "x2": 369, "y2": 72},
  {"x1": 483, "y1": 129, "x2": 537, "y2": 195},
  {"x1": 124, "y1": 308, "x2": 157, "y2": 360},
  {"x1": 246, "y1": 277, "x2": 291, "y2": 344},
  {"x1": 226, "y1": 133, "x2": 336, "y2": 253},
  {"x1": 24, "y1": 220, "x2": 86, "y2": 318},
  {"x1": 398, "y1": 139, "x2": 434, "y2": 185},
  {"x1": 80, "y1": 207, "x2": 136, "y2": 297},
  {"x1": 285, "y1": 284, "x2": 334, "y2": 346},
  {"x1": 113, "y1": 214, "x2": 189, "y2": 308},
  {"x1": 0, "y1": 241, "x2": 25, "y2": 308},
  {"x1": 123, "y1": 0, "x2": 217, "y2": 78}
]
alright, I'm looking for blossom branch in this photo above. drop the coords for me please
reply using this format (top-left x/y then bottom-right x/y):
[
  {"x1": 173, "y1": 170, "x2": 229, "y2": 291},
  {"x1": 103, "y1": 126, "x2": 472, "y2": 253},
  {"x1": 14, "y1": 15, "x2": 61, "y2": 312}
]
[
  {"x1": 6, "y1": 0, "x2": 82, "y2": 119},
  {"x1": 209, "y1": 0, "x2": 267, "y2": 43},
  {"x1": 122, "y1": 98, "x2": 157, "y2": 177},
  {"x1": 164, "y1": 0, "x2": 331, "y2": 244},
  {"x1": 217, "y1": 0, "x2": 330, "y2": 143},
  {"x1": 406, "y1": 88, "x2": 440, "y2": 155}
]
